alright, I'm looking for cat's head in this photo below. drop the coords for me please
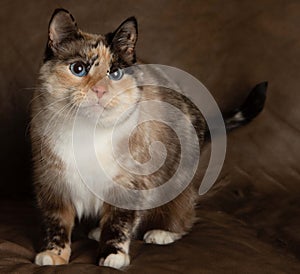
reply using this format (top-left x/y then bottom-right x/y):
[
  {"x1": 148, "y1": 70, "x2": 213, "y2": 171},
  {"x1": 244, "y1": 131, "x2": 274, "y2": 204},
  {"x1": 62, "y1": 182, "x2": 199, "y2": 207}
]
[{"x1": 40, "y1": 9, "x2": 140, "y2": 127}]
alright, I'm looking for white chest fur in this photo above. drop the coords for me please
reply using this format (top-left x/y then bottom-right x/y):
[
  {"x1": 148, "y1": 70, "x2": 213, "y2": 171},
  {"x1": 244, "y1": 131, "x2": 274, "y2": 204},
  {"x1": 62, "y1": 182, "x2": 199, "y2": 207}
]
[{"x1": 49, "y1": 108, "x2": 139, "y2": 219}]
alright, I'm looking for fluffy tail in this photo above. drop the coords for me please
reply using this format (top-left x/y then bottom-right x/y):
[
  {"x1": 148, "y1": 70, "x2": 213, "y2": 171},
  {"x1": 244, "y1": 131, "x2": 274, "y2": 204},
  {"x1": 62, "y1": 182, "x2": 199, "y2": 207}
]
[{"x1": 224, "y1": 81, "x2": 267, "y2": 131}]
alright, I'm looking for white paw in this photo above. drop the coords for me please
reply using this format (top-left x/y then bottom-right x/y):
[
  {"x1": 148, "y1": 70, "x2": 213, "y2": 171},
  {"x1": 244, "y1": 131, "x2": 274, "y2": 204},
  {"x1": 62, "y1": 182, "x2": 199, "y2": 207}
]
[
  {"x1": 99, "y1": 251, "x2": 130, "y2": 269},
  {"x1": 143, "y1": 230, "x2": 182, "y2": 245},
  {"x1": 35, "y1": 252, "x2": 54, "y2": 265},
  {"x1": 35, "y1": 251, "x2": 68, "y2": 266},
  {"x1": 88, "y1": 227, "x2": 101, "y2": 242}
]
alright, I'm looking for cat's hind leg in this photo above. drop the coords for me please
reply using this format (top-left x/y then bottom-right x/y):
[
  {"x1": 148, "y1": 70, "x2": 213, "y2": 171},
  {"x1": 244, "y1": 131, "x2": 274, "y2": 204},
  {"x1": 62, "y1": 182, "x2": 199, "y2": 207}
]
[
  {"x1": 142, "y1": 186, "x2": 197, "y2": 246},
  {"x1": 143, "y1": 229, "x2": 183, "y2": 245}
]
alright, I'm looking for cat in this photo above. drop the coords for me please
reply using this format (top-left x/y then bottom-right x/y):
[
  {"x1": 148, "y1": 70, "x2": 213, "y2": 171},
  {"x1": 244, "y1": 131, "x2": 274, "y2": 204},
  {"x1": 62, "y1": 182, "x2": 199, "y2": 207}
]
[{"x1": 30, "y1": 8, "x2": 267, "y2": 269}]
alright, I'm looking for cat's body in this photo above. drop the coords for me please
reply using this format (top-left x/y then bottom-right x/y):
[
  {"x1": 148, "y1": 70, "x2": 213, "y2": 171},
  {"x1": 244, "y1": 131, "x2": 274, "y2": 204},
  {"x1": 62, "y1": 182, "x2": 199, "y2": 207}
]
[{"x1": 31, "y1": 9, "x2": 267, "y2": 269}]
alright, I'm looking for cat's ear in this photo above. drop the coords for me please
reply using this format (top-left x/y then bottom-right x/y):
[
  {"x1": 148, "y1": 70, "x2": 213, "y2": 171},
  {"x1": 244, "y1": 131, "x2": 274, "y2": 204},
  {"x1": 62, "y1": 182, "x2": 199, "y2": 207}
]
[
  {"x1": 48, "y1": 9, "x2": 80, "y2": 49},
  {"x1": 110, "y1": 17, "x2": 138, "y2": 64}
]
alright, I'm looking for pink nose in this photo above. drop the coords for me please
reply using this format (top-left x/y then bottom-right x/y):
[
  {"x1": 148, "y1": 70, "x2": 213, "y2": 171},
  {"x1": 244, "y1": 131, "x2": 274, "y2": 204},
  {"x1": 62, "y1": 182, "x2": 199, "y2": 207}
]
[{"x1": 92, "y1": 85, "x2": 107, "y2": 99}]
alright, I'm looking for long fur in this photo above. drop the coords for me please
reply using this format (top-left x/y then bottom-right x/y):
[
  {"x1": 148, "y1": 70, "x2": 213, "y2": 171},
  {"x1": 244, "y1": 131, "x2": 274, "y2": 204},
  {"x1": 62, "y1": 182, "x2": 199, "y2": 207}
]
[{"x1": 31, "y1": 9, "x2": 266, "y2": 269}]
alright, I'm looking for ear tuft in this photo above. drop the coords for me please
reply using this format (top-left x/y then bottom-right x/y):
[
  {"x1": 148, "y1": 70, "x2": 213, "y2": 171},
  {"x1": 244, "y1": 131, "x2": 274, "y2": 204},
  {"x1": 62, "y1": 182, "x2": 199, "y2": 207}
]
[
  {"x1": 48, "y1": 9, "x2": 79, "y2": 48},
  {"x1": 111, "y1": 17, "x2": 138, "y2": 64}
]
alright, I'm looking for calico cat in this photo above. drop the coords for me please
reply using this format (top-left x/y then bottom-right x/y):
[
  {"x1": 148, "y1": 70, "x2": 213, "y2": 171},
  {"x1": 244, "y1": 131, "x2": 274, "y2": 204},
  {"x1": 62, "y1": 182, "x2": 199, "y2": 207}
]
[{"x1": 30, "y1": 9, "x2": 267, "y2": 269}]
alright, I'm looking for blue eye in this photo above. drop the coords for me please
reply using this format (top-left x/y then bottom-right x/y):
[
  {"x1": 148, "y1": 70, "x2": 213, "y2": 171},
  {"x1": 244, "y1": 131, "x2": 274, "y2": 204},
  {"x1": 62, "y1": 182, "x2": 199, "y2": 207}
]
[
  {"x1": 70, "y1": 62, "x2": 87, "y2": 77},
  {"x1": 108, "y1": 68, "x2": 124, "y2": 81}
]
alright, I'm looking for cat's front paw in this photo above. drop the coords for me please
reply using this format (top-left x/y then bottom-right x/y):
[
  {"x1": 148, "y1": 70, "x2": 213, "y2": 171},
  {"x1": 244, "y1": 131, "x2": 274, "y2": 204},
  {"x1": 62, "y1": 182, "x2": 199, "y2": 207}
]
[
  {"x1": 143, "y1": 229, "x2": 182, "y2": 245},
  {"x1": 35, "y1": 251, "x2": 68, "y2": 266},
  {"x1": 99, "y1": 251, "x2": 130, "y2": 269}
]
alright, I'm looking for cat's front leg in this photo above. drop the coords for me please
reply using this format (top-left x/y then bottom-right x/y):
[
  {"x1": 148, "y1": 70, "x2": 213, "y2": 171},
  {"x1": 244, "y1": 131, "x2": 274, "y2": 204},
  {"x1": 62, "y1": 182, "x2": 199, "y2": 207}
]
[
  {"x1": 35, "y1": 204, "x2": 75, "y2": 266},
  {"x1": 98, "y1": 203, "x2": 139, "y2": 269}
]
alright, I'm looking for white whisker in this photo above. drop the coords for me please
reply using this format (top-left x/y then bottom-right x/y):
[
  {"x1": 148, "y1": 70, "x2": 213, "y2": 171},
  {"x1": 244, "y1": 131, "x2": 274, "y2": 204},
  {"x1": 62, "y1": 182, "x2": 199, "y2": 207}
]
[
  {"x1": 25, "y1": 95, "x2": 70, "y2": 137},
  {"x1": 40, "y1": 101, "x2": 74, "y2": 159}
]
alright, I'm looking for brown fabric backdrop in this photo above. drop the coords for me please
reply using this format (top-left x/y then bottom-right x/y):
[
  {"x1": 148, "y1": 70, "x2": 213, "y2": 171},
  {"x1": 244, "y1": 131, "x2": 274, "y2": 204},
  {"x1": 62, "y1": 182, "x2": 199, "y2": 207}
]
[{"x1": 0, "y1": 0, "x2": 299, "y2": 273}]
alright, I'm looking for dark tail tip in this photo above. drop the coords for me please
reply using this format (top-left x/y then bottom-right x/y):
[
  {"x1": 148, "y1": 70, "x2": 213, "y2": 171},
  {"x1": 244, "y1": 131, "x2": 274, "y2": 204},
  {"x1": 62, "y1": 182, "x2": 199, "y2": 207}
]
[
  {"x1": 225, "y1": 81, "x2": 268, "y2": 131},
  {"x1": 240, "y1": 81, "x2": 267, "y2": 121}
]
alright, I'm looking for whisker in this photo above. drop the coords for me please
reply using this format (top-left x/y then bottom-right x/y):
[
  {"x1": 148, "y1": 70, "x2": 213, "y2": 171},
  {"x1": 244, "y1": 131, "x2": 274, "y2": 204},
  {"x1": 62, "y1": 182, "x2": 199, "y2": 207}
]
[
  {"x1": 51, "y1": 103, "x2": 79, "y2": 158},
  {"x1": 40, "y1": 101, "x2": 74, "y2": 158},
  {"x1": 26, "y1": 89, "x2": 47, "y2": 107},
  {"x1": 25, "y1": 96, "x2": 71, "y2": 137}
]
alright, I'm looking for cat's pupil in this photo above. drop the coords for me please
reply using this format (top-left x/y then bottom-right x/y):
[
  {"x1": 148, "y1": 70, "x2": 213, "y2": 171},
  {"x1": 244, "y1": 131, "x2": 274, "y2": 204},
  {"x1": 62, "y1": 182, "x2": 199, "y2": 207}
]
[
  {"x1": 74, "y1": 63, "x2": 83, "y2": 73},
  {"x1": 108, "y1": 68, "x2": 124, "y2": 81},
  {"x1": 70, "y1": 61, "x2": 87, "y2": 77}
]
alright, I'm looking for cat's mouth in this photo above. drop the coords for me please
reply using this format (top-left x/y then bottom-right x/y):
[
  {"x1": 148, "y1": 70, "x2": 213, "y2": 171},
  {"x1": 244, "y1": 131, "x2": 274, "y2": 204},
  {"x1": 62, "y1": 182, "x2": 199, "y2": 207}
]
[
  {"x1": 79, "y1": 97, "x2": 119, "y2": 111},
  {"x1": 73, "y1": 86, "x2": 141, "y2": 127},
  {"x1": 77, "y1": 95, "x2": 124, "y2": 120}
]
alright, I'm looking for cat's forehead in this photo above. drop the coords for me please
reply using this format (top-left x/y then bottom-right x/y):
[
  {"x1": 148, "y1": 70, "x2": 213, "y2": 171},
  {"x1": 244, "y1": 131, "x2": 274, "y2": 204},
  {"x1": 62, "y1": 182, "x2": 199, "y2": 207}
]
[
  {"x1": 80, "y1": 32, "x2": 105, "y2": 50},
  {"x1": 53, "y1": 32, "x2": 112, "y2": 65},
  {"x1": 80, "y1": 32, "x2": 112, "y2": 63}
]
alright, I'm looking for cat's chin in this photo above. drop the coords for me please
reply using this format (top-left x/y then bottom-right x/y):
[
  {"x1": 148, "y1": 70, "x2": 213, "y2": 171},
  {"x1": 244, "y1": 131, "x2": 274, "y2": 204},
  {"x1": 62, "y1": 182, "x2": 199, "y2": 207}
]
[
  {"x1": 76, "y1": 105, "x2": 112, "y2": 128},
  {"x1": 77, "y1": 104, "x2": 138, "y2": 129}
]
